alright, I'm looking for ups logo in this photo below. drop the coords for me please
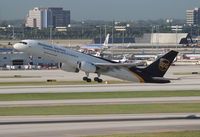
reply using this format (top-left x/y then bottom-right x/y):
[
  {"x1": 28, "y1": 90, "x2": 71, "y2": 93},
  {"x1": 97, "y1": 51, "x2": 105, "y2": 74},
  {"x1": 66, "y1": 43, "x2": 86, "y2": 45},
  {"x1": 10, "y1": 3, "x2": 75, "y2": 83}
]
[{"x1": 159, "y1": 58, "x2": 170, "y2": 72}]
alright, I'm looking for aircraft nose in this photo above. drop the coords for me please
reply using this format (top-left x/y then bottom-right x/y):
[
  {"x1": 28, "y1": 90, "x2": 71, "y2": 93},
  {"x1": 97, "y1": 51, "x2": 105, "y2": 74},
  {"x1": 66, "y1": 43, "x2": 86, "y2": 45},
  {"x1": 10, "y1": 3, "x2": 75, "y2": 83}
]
[{"x1": 13, "y1": 43, "x2": 27, "y2": 51}]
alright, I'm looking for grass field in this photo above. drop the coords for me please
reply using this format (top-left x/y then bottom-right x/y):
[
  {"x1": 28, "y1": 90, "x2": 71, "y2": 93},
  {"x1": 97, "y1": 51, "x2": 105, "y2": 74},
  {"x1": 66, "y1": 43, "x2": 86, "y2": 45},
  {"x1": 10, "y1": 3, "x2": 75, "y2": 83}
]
[
  {"x1": 87, "y1": 130, "x2": 200, "y2": 137},
  {"x1": 0, "y1": 90, "x2": 200, "y2": 101},
  {"x1": 0, "y1": 103, "x2": 200, "y2": 116}
]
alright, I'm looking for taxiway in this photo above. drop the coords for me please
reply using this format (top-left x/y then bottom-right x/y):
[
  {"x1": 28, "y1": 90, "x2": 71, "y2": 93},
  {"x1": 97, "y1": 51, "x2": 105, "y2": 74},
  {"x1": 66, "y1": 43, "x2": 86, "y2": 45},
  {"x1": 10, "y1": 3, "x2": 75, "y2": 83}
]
[{"x1": 0, "y1": 114, "x2": 199, "y2": 137}]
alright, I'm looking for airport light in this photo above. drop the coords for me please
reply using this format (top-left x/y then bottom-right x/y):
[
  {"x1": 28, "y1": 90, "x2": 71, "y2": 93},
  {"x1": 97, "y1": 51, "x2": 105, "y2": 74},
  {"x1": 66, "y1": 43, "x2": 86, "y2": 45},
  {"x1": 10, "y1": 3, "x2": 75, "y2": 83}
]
[
  {"x1": 104, "y1": 25, "x2": 107, "y2": 38},
  {"x1": 49, "y1": 25, "x2": 53, "y2": 43},
  {"x1": 81, "y1": 21, "x2": 84, "y2": 39},
  {"x1": 49, "y1": 9, "x2": 53, "y2": 43},
  {"x1": 8, "y1": 25, "x2": 15, "y2": 39},
  {"x1": 197, "y1": 26, "x2": 200, "y2": 46},
  {"x1": 96, "y1": 26, "x2": 102, "y2": 44},
  {"x1": 151, "y1": 25, "x2": 155, "y2": 44},
  {"x1": 176, "y1": 25, "x2": 178, "y2": 45},
  {"x1": 68, "y1": 24, "x2": 71, "y2": 46},
  {"x1": 112, "y1": 26, "x2": 114, "y2": 44}
]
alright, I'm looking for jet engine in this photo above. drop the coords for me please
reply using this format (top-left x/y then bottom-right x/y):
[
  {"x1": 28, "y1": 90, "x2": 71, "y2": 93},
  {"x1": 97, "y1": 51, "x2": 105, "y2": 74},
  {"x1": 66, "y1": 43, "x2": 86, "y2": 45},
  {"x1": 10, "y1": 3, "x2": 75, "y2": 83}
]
[
  {"x1": 60, "y1": 63, "x2": 79, "y2": 73},
  {"x1": 79, "y1": 61, "x2": 96, "y2": 73}
]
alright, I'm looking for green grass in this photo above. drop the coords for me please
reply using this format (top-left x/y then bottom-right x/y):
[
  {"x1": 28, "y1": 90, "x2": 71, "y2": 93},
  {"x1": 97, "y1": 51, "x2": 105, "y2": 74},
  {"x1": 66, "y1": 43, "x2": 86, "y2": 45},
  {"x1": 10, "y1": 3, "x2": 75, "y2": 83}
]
[
  {"x1": 86, "y1": 130, "x2": 200, "y2": 137},
  {"x1": 0, "y1": 90, "x2": 200, "y2": 101},
  {"x1": 0, "y1": 103, "x2": 200, "y2": 116}
]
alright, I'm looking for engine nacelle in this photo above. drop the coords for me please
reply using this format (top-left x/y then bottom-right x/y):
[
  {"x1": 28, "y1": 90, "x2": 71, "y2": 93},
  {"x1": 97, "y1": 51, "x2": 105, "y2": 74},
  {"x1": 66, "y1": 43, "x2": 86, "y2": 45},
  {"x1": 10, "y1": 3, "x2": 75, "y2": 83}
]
[
  {"x1": 79, "y1": 61, "x2": 96, "y2": 73},
  {"x1": 60, "y1": 63, "x2": 79, "y2": 73}
]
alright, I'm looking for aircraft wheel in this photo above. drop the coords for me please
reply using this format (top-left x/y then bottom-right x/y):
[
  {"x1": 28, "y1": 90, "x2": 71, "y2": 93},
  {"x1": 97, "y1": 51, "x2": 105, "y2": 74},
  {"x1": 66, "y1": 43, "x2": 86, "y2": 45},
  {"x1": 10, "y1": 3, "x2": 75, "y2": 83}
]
[
  {"x1": 94, "y1": 77, "x2": 99, "y2": 82},
  {"x1": 86, "y1": 78, "x2": 92, "y2": 82},
  {"x1": 83, "y1": 77, "x2": 88, "y2": 81},
  {"x1": 97, "y1": 79, "x2": 103, "y2": 83}
]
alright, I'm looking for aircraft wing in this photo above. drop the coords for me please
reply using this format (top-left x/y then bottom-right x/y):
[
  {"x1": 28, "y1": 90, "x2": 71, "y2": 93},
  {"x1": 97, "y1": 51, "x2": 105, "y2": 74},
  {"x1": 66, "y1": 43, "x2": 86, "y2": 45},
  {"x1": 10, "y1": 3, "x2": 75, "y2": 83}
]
[
  {"x1": 94, "y1": 62, "x2": 144, "y2": 67},
  {"x1": 93, "y1": 61, "x2": 145, "y2": 71}
]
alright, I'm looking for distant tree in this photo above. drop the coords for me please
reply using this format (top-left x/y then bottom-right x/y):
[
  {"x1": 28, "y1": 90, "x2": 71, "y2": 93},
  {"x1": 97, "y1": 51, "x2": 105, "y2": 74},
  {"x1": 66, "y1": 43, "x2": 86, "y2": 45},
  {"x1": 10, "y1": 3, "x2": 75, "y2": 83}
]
[{"x1": 0, "y1": 21, "x2": 8, "y2": 27}]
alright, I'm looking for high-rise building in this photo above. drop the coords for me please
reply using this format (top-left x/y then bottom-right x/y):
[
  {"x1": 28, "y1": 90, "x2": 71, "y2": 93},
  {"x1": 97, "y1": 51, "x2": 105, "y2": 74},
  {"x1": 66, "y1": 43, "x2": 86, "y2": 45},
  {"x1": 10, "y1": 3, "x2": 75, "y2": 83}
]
[
  {"x1": 25, "y1": 7, "x2": 70, "y2": 29},
  {"x1": 48, "y1": 8, "x2": 70, "y2": 28},
  {"x1": 186, "y1": 8, "x2": 200, "y2": 26},
  {"x1": 25, "y1": 7, "x2": 43, "y2": 29}
]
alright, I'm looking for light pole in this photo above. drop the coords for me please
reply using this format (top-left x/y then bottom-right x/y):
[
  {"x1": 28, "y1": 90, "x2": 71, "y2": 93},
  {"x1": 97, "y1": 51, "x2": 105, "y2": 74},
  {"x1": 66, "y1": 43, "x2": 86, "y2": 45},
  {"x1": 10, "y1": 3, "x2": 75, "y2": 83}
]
[
  {"x1": 8, "y1": 25, "x2": 15, "y2": 39},
  {"x1": 198, "y1": 26, "x2": 200, "y2": 46},
  {"x1": 49, "y1": 9, "x2": 53, "y2": 43},
  {"x1": 104, "y1": 24, "x2": 107, "y2": 38},
  {"x1": 151, "y1": 25, "x2": 155, "y2": 46},
  {"x1": 68, "y1": 24, "x2": 71, "y2": 46},
  {"x1": 112, "y1": 26, "x2": 114, "y2": 44},
  {"x1": 122, "y1": 30, "x2": 125, "y2": 44},
  {"x1": 49, "y1": 25, "x2": 53, "y2": 44},
  {"x1": 176, "y1": 25, "x2": 178, "y2": 45},
  {"x1": 81, "y1": 21, "x2": 84, "y2": 39},
  {"x1": 96, "y1": 26, "x2": 102, "y2": 44}
]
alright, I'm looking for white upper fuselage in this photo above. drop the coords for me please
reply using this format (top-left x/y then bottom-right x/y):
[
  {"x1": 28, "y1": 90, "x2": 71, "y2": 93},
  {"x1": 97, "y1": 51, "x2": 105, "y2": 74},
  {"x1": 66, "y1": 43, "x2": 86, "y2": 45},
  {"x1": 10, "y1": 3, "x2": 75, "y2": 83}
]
[{"x1": 13, "y1": 40, "x2": 142, "y2": 82}]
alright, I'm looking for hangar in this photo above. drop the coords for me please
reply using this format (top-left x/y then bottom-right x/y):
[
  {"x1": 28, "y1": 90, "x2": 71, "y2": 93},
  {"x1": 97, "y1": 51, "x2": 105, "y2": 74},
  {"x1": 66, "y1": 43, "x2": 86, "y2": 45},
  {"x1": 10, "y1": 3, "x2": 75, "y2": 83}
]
[{"x1": 136, "y1": 33, "x2": 192, "y2": 46}]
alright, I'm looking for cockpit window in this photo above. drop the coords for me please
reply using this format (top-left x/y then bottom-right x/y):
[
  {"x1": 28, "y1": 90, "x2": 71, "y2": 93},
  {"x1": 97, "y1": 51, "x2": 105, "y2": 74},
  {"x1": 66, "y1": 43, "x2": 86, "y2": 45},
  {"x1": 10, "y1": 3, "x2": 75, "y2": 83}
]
[{"x1": 19, "y1": 42, "x2": 27, "y2": 45}]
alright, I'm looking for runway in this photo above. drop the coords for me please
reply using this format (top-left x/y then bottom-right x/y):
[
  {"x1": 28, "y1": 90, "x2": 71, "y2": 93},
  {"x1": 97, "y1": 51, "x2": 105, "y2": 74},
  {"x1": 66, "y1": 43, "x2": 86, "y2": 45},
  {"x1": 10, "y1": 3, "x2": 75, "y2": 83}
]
[
  {"x1": 0, "y1": 65, "x2": 200, "y2": 94},
  {"x1": 0, "y1": 97, "x2": 200, "y2": 107},
  {"x1": 1, "y1": 82, "x2": 200, "y2": 94},
  {"x1": 0, "y1": 65, "x2": 199, "y2": 82},
  {"x1": 0, "y1": 114, "x2": 199, "y2": 137},
  {"x1": 0, "y1": 65, "x2": 200, "y2": 137}
]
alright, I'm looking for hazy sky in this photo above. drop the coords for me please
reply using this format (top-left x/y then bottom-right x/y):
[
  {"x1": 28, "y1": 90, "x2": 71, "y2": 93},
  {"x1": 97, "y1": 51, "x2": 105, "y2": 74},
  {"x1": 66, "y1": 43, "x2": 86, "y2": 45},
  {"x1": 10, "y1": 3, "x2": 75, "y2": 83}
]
[{"x1": 0, "y1": 0, "x2": 200, "y2": 21}]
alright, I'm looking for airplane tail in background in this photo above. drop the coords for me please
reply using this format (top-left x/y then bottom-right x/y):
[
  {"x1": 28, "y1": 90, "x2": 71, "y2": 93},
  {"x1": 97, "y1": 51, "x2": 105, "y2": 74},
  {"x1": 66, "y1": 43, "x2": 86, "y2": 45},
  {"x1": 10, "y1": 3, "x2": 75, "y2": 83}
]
[
  {"x1": 143, "y1": 50, "x2": 178, "y2": 77},
  {"x1": 103, "y1": 34, "x2": 110, "y2": 47}
]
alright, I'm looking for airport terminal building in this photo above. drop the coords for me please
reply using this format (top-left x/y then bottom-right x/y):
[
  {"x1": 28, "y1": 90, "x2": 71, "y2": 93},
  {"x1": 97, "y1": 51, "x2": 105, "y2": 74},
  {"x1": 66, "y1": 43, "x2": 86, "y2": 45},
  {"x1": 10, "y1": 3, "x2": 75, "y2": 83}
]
[{"x1": 0, "y1": 50, "x2": 58, "y2": 70}]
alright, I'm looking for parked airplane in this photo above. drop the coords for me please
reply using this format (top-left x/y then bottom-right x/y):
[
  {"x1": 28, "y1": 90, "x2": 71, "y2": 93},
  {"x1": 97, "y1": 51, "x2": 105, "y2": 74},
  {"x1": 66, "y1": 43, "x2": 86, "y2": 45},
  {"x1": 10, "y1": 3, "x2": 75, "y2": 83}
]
[
  {"x1": 112, "y1": 55, "x2": 128, "y2": 63},
  {"x1": 79, "y1": 34, "x2": 110, "y2": 52},
  {"x1": 13, "y1": 40, "x2": 178, "y2": 83}
]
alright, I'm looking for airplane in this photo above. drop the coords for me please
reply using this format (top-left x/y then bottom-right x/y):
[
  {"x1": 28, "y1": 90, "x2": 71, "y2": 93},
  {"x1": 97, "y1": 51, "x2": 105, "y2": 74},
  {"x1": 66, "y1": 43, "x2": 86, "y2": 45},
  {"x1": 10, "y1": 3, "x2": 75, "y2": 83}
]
[
  {"x1": 13, "y1": 40, "x2": 178, "y2": 83},
  {"x1": 112, "y1": 55, "x2": 128, "y2": 63},
  {"x1": 79, "y1": 34, "x2": 110, "y2": 53}
]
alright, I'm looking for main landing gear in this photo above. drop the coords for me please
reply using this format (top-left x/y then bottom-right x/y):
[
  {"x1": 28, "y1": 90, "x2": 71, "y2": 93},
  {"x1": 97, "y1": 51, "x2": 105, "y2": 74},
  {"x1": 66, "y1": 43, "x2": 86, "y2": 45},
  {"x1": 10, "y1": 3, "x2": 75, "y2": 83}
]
[
  {"x1": 83, "y1": 76, "x2": 92, "y2": 82},
  {"x1": 83, "y1": 73, "x2": 103, "y2": 83},
  {"x1": 83, "y1": 72, "x2": 92, "y2": 82},
  {"x1": 94, "y1": 73, "x2": 103, "y2": 83}
]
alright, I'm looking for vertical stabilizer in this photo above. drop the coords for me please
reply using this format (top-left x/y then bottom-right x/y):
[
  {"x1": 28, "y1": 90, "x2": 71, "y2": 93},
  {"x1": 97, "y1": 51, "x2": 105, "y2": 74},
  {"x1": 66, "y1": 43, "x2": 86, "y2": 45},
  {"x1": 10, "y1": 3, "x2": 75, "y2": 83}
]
[
  {"x1": 143, "y1": 50, "x2": 178, "y2": 77},
  {"x1": 103, "y1": 34, "x2": 110, "y2": 47}
]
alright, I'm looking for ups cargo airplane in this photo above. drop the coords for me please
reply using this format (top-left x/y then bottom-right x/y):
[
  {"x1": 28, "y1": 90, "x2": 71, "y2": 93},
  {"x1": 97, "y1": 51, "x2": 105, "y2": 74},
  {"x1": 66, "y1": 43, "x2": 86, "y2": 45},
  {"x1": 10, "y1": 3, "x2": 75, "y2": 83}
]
[{"x1": 13, "y1": 40, "x2": 178, "y2": 83}]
